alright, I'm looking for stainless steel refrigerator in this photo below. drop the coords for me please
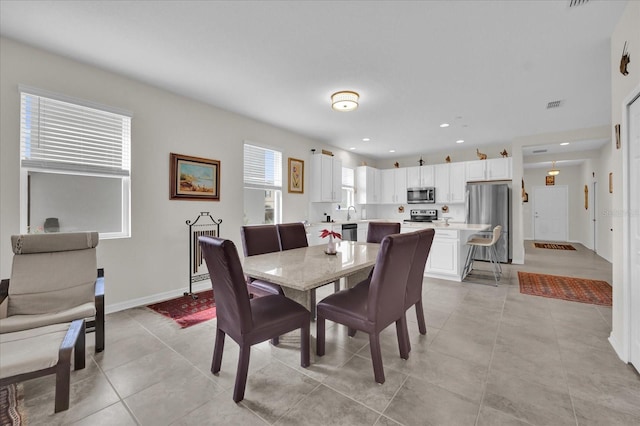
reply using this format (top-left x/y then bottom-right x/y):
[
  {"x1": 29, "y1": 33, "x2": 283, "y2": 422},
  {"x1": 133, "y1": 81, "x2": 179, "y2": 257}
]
[{"x1": 466, "y1": 182, "x2": 510, "y2": 263}]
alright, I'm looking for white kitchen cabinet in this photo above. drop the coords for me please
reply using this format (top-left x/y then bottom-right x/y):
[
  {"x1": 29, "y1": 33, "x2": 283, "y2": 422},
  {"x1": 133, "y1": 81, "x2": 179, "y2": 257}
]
[
  {"x1": 425, "y1": 229, "x2": 459, "y2": 277},
  {"x1": 310, "y1": 154, "x2": 342, "y2": 202},
  {"x1": 357, "y1": 223, "x2": 368, "y2": 242},
  {"x1": 380, "y1": 168, "x2": 407, "y2": 204},
  {"x1": 306, "y1": 224, "x2": 325, "y2": 246},
  {"x1": 435, "y1": 162, "x2": 466, "y2": 203},
  {"x1": 356, "y1": 166, "x2": 381, "y2": 204},
  {"x1": 465, "y1": 158, "x2": 512, "y2": 182},
  {"x1": 406, "y1": 165, "x2": 435, "y2": 188},
  {"x1": 486, "y1": 158, "x2": 512, "y2": 180}
]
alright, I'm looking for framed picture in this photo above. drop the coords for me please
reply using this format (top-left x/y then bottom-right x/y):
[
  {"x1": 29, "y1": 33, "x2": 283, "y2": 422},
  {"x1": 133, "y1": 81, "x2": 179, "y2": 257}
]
[
  {"x1": 609, "y1": 172, "x2": 613, "y2": 193},
  {"x1": 615, "y1": 124, "x2": 621, "y2": 149},
  {"x1": 170, "y1": 153, "x2": 220, "y2": 201},
  {"x1": 288, "y1": 157, "x2": 304, "y2": 194},
  {"x1": 545, "y1": 175, "x2": 555, "y2": 186}
]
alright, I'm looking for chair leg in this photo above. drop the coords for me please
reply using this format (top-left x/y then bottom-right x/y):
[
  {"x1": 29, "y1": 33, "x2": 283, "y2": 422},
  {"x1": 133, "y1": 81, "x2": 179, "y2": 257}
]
[
  {"x1": 488, "y1": 245, "x2": 499, "y2": 286},
  {"x1": 95, "y1": 293, "x2": 105, "y2": 353},
  {"x1": 211, "y1": 328, "x2": 226, "y2": 374},
  {"x1": 462, "y1": 245, "x2": 475, "y2": 278},
  {"x1": 300, "y1": 319, "x2": 310, "y2": 368},
  {"x1": 54, "y1": 346, "x2": 73, "y2": 413},
  {"x1": 233, "y1": 345, "x2": 251, "y2": 403},
  {"x1": 74, "y1": 321, "x2": 86, "y2": 371},
  {"x1": 271, "y1": 336, "x2": 280, "y2": 346},
  {"x1": 334, "y1": 280, "x2": 340, "y2": 292},
  {"x1": 415, "y1": 300, "x2": 427, "y2": 335},
  {"x1": 310, "y1": 289, "x2": 317, "y2": 321},
  {"x1": 396, "y1": 315, "x2": 410, "y2": 359},
  {"x1": 316, "y1": 315, "x2": 326, "y2": 356},
  {"x1": 369, "y1": 333, "x2": 385, "y2": 384}
]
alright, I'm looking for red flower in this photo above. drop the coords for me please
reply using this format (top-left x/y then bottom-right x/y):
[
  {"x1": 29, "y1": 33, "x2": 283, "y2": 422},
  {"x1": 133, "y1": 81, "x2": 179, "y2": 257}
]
[{"x1": 320, "y1": 229, "x2": 342, "y2": 239}]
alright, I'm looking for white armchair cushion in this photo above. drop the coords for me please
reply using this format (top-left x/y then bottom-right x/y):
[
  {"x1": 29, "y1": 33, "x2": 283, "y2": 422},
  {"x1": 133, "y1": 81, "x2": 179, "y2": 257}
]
[
  {"x1": 0, "y1": 323, "x2": 71, "y2": 378},
  {"x1": 0, "y1": 303, "x2": 95, "y2": 334}
]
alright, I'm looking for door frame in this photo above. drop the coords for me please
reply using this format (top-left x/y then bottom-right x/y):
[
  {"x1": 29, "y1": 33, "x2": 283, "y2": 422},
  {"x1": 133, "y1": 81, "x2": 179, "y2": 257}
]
[
  {"x1": 617, "y1": 84, "x2": 640, "y2": 367},
  {"x1": 532, "y1": 185, "x2": 569, "y2": 242}
]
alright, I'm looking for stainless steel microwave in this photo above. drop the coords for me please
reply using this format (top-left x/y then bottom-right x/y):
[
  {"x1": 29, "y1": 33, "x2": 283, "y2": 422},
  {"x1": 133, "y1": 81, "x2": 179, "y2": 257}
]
[{"x1": 407, "y1": 187, "x2": 436, "y2": 204}]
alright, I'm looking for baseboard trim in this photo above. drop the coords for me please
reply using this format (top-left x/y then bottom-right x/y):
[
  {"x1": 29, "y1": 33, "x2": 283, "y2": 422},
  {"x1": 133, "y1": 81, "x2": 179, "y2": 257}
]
[{"x1": 105, "y1": 281, "x2": 211, "y2": 314}]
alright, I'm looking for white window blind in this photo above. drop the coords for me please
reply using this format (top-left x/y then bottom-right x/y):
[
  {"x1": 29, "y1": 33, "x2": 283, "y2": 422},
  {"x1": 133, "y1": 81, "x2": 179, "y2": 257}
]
[
  {"x1": 20, "y1": 90, "x2": 131, "y2": 176},
  {"x1": 243, "y1": 143, "x2": 282, "y2": 189},
  {"x1": 342, "y1": 167, "x2": 354, "y2": 188}
]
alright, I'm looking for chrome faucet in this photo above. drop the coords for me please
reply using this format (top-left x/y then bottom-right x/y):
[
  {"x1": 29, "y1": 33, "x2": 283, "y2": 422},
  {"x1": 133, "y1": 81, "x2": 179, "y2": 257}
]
[{"x1": 346, "y1": 205, "x2": 357, "y2": 221}]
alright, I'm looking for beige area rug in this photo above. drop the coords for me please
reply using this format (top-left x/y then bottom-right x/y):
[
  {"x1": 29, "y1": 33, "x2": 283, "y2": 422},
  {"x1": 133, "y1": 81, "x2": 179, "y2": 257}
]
[{"x1": 0, "y1": 383, "x2": 25, "y2": 425}]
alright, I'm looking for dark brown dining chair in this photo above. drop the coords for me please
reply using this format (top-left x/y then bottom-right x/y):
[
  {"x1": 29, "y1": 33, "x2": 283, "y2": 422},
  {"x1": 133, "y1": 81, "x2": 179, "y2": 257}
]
[
  {"x1": 198, "y1": 236, "x2": 310, "y2": 403},
  {"x1": 366, "y1": 222, "x2": 401, "y2": 243},
  {"x1": 276, "y1": 222, "x2": 308, "y2": 250},
  {"x1": 316, "y1": 232, "x2": 419, "y2": 384},
  {"x1": 240, "y1": 225, "x2": 285, "y2": 298}
]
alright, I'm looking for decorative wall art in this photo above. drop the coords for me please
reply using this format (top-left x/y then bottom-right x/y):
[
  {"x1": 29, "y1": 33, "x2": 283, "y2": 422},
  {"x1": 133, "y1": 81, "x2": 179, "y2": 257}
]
[
  {"x1": 288, "y1": 157, "x2": 304, "y2": 194},
  {"x1": 615, "y1": 124, "x2": 621, "y2": 149},
  {"x1": 609, "y1": 172, "x2": 613, "y2": 193},
  {"x1": 584, "y1": 185, "x2": 588, "y2": 210},
  {"x1": 620, "y1": 41, "x2": 630, "y2": 76},
  {"x1": 170, "y1": 153, "x2": 220, "y2": 201},
  {"x1": 546, "y1": 175, "x2": 555, "y2": 186}
]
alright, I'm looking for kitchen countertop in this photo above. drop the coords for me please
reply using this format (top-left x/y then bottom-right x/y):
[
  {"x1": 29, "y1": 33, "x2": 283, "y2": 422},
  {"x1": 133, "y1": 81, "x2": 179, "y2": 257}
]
[{"x1": 307, "y1": 220, "x2": 491, "y2": 231}]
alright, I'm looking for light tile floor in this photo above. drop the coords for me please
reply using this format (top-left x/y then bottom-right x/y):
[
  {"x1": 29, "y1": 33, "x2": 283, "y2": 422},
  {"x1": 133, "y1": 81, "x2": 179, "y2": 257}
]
[{"x1": 21, "y1": 242, "x2": 640, "y2": 425}]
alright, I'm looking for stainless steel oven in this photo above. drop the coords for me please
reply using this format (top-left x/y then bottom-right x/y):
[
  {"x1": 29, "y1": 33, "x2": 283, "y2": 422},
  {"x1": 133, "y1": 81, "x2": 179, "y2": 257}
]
[{"x1": 407, "y1": 187, "x2": 436, "y2": 204}]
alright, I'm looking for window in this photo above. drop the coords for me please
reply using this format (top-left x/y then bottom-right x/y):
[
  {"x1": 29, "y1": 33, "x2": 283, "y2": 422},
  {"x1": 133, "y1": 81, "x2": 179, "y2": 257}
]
[
  {"x1": 243, "y1": 143, "x2": 282, "y2": 225},
  {"x1": 341, "y1": 167, "x2": 355, "y2": 208},
  {"x1": 19, "y1": 87, "x2": 131, "y2": 238}
]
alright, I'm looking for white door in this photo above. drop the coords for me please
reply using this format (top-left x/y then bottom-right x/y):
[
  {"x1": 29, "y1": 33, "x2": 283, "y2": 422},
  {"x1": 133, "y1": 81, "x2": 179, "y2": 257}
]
[
  {"x1": 629, "y1": 94, "x2": 640, "y2": 371},
  {"x1": 533, "y1": 186, "x2": 568, "y2": 241}
]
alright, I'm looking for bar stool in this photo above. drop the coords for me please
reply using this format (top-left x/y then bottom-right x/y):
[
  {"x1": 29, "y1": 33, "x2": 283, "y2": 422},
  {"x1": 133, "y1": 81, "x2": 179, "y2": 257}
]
[{"x1": 462, "y1": 225, "x2": 502, "y2": 286}]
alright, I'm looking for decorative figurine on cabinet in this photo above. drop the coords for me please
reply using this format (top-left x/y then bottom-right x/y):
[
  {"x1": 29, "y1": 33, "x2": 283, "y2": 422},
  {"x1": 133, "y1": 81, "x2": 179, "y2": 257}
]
[
  {"x1": 445, "y1": 155, "x2": 451, "y2": 163},
  {"x1": 500, "y1": 149, "x2": 508, "y2": 158},
  {"x1": 394, "y1": 161, "x2": 399, "y2": 168},
  {"x1": 476, "y1": 149, "x2": 487, "y2": 160},
  {"x1": 418, "y1": 156, "x2": 424, "y2": 166}
]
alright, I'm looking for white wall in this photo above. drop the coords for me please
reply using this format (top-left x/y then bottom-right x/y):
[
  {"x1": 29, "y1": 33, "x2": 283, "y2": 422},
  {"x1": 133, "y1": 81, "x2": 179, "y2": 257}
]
[
  {"x1": 0, "y1": 37, "x2": 371, "y2": 311},
  {"x1": 609, "y1": 0, "x2": 640, "y2": 361}
]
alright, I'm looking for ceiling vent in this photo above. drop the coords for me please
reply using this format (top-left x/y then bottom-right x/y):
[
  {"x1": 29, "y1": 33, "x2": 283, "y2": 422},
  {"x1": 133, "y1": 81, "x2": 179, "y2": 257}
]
[
  {"x1": 546, "y1": 100, "x2": 563, "y2": 109},
  {"x1": 569, "y1": 0, "x2": 589, "y2": 7},
  {"x1": 532, "y1": 149, "x2": 548, "y2": 154}
]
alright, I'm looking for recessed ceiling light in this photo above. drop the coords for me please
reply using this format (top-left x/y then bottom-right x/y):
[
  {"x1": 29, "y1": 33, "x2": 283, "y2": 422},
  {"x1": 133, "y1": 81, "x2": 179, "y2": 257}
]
[
  {"x1": 362, "y1": 138, "x2": 370, "y2": 142},
  {"x1": 349, "y1": 147, "x2": 356, "y2": 150},
  {"x1": 456, "y1": 139, "x2": 464, "y2": 144},
  {"x1": 440, "y1": 123, "x2": 450, "y2": 128},
  {"x1": 560, "y1": 142, "x2": 570, "y2": 146},
  {"x1": 389, "y1": 149, "x2": 396, "y2": 153}
]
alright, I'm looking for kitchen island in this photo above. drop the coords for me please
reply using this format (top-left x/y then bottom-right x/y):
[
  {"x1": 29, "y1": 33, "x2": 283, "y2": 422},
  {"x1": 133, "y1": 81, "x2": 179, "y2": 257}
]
[{"x1": 401, "y1": 222, "x2": 491, "y2": 282}]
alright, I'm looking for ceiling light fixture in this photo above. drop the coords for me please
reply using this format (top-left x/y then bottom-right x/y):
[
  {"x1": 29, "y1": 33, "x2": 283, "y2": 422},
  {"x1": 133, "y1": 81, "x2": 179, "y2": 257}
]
[
  {"x1": 331, "y1": 91, "x2": 359, "y2": 111},
  {"x1": 349, "y1": 147, "x2": 356, "y2": 150},
  {"x1": 548, "y1": 161, "x2": 560, "y2": 176},
  {"x1": 389, "y1": 149, "x2": 396, "y2": 153},
  {"x1": 456, "y1": 139, "x2": 465, "y2": 144},
  {"x1": 362, "y1": 138, "x2": 370, "y2": 142},
  {"x1": 560, "y1": 142, "x2": 570, "y2": 146},
  {"x1": 440, "y1": 123, "x2": 450, "y2": 128}
]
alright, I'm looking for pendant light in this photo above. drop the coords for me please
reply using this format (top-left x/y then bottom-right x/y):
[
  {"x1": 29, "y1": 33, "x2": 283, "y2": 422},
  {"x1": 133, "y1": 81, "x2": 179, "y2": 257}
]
[{"x1": 548, "y1": 161, "x2": 560, "y2": 176}]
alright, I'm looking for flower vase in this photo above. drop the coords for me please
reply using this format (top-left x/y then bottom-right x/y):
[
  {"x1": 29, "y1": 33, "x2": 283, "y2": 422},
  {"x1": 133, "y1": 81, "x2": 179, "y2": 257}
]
[{"x1": 326, "y1": 235, "x2": 337, "y2": 254}]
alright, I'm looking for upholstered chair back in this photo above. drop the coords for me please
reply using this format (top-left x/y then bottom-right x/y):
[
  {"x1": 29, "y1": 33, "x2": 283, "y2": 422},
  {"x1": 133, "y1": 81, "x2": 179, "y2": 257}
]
[
  {"x1": 405, "y1": 229, "x2": 435, "y2": 307},
  {"x1": 367, "y1": 232, "x2": 418, "y2": 326},
  {"x1": 366, "y1": 222, "x2": 401, "y2": 244},
  {"x1": 276, "y1": 223, "x2": 308, "y2": 250},
  {"x1": 199, "y1": 236, "x2": 254, "y2": 336},
  {"x1": 241, "y1": 225, "x2": 281, "y2": 257},
  {"x1": 6, "y1": 232, "x2": 98, "y2": 317}
]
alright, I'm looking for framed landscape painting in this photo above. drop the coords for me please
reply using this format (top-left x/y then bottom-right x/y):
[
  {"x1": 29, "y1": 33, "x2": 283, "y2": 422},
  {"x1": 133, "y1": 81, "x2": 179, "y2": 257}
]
[
  {"x1": 288, "y1": 157, "x2": 304, "y2": 193},
  {"x1": 170, "y1": 153, "x2": 220, "y2": 201}
]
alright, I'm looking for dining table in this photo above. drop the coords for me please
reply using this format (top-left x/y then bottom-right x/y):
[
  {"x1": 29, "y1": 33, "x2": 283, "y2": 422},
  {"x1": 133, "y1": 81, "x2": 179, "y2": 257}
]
[{"x1": 242, "y1": 240, "x2": 380, "y2": 318}]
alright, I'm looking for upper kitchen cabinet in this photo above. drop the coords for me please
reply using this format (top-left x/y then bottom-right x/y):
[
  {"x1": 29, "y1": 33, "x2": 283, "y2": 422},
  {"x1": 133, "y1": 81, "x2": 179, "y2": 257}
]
[
  {"x1": 310, "y1": 153, "x2": 342, "y2": 202},
  {"x1": 356, "y1": 166, "x2": 381, "y2": 204},
  {"x1": 465, "y1": 158, "x2": 512, "y2": 182},
  {"x1": 406, "y1": 165, "x2": 435, "y2": 188},
  {"x1": 435, "y1": 162, "x2": 466, "y2": 203},
  {"x1": 380, "y1": 168, "x2": 407, "y2": 204}
]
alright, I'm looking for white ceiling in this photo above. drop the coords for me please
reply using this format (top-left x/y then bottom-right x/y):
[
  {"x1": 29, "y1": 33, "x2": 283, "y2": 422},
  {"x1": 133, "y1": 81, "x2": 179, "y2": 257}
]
[{"x1": 0, "y1": 0, "x2": 627, "y2": 159}]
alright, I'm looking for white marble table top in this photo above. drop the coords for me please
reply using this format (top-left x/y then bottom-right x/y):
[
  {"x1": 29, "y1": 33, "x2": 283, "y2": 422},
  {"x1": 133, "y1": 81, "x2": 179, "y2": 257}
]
[{"x1": 242, "y1": 241, "x2": 380, "y2": 292}]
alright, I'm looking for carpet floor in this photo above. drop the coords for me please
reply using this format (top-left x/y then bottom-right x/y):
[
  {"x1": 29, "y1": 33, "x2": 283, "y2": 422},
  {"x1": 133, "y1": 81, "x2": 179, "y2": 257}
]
[
  {"x1": 147, "y1": 290, "x2": 216, "y2": 328},
  {"x1": 533, "y1": 242, "x2": 576, "y2": 250},
  {"x1": 518, "y1": 271, "x2": 612, "y2": 306},
  {"x1": 0, "y1": 384, "x2": 24, "y2": 426}
]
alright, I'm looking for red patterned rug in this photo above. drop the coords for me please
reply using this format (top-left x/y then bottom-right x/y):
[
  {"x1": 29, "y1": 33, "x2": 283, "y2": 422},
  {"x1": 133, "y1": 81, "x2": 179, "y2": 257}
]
[
  {"x1": 534, "y1": 242, "x2": 576, "y2": 250},
  {"x1": 147, "y1": 290, "x2": 216, "y2": 328},
  {"x1": 518, "y1": 271, "x2": 612, "y2": 306}
]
